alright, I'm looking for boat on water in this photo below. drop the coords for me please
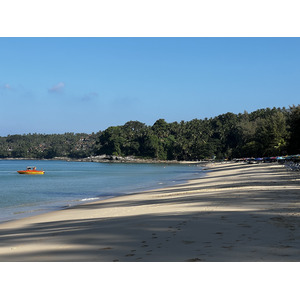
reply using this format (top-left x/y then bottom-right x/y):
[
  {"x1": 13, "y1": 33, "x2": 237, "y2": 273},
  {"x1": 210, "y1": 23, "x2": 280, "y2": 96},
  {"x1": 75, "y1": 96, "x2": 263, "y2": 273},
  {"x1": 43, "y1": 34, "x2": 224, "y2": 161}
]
[{"x1": 17, "y1": 166, "x2": 45, "y2": 175}]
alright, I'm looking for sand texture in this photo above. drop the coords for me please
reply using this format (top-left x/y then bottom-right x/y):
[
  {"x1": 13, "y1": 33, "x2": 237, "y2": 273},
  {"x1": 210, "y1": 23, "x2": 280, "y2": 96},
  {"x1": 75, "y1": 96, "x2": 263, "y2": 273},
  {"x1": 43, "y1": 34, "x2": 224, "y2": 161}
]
[{"x1": 0, "y1": 162, "x2": 300, "y2": 262}]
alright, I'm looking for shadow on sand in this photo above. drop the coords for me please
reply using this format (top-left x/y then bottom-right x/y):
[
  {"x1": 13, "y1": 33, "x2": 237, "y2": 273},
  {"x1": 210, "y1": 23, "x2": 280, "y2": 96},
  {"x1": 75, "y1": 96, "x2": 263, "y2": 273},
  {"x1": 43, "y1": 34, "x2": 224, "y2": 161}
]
[{"x1": 0, "y1": 163, "x2": 299, "y2": 262}]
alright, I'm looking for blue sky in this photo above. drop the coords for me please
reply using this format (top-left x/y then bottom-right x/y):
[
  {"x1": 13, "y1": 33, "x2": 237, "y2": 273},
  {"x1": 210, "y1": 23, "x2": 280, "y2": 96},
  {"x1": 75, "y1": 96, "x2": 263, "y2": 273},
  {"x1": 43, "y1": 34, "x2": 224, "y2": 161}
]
[{"x1": 1, "y1": 37, "x2": 300, "y2": 136}]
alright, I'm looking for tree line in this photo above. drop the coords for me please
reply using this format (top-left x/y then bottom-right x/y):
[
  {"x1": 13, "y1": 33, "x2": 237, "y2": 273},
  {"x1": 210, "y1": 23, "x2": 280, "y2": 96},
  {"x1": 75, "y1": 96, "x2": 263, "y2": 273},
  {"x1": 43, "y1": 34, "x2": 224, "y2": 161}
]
[
  {"x1": 1, "y1": 105, "x2": 299, "y2": 160},
  {"x1": 0, "y1": 133, "x2": 97, "y2": 159}
]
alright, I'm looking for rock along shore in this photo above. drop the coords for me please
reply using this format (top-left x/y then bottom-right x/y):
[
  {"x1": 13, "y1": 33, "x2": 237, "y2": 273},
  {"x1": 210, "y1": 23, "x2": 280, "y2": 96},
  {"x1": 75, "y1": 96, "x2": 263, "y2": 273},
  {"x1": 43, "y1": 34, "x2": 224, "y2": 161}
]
[{"x1": 1, "y1": 155, "x2": 207, "y2": 164}]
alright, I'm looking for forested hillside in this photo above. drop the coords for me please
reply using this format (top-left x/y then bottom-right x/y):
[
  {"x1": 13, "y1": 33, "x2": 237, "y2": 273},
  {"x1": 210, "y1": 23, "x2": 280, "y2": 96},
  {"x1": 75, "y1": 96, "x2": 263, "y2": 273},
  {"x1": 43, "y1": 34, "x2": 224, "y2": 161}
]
[
  {"x1": 0, "y1": 133, "x2": 97, "y2": 159},
  {"x1": 1, "y1": 105, "x2": 300, "y2": 160},
  {"x1": 95, "y1": 105, "x2": 300, "y2": 160}
]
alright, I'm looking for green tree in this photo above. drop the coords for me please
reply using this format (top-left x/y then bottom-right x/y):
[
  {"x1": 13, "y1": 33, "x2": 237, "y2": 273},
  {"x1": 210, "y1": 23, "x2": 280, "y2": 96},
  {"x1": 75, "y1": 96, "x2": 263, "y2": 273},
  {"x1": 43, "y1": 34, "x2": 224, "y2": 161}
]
[{"x1": 288, "y1": 105, "x2": 300, "y2": 153}]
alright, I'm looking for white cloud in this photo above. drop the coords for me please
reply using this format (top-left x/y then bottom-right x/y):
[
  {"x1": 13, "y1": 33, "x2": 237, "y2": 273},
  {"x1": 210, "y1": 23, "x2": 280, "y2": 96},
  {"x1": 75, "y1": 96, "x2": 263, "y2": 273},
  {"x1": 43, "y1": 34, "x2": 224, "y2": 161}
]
[
  {"x1": 1, "y1": 83, "x2": 12, "y2": 90},
  {"x1": 48, "y1": 82, "x2": 65, "y2": 93}
]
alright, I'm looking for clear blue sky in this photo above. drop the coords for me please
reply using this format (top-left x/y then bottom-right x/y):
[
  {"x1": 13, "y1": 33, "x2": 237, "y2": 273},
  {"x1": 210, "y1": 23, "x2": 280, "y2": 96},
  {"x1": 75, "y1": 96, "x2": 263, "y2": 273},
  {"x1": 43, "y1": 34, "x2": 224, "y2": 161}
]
[{"x1": 1, "y1": 37, "x2": 299, "y2": 136}]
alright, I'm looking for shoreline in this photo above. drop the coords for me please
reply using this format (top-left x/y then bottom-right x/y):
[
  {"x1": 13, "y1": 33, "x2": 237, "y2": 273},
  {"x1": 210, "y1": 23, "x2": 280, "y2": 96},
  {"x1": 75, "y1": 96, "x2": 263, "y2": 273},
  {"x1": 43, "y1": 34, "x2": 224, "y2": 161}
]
[
  {"x1": 0, "y1": 162, "x2": 299, "y2": 261},
  {"x1": 0, "y1": 156, "x2": 206, "y2": 163},
  {"x1": 0, "y1": 161, "x2": 206, "y2": 225}
]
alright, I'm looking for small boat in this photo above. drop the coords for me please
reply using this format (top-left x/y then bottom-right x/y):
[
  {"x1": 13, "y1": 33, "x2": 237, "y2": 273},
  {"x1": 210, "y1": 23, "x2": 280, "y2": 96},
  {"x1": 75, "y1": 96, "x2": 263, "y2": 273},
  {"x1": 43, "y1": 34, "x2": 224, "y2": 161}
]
[{"x1": 17, "y1": 166, "x2": 45, "y2": 175}]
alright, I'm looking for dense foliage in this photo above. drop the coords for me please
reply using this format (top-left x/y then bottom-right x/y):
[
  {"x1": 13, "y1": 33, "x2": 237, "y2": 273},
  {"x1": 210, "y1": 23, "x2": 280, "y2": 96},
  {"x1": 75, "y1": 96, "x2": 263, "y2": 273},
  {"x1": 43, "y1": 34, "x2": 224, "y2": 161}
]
[
  {"x1": 95, "y1": 105, "x2": 299, "y2": 160},
  {"x1": 1, "y1": 105, "x2": 299, "y2": 160},
  {"x1": 0, "y1": 133, "x2": 97, "y2": 159}
]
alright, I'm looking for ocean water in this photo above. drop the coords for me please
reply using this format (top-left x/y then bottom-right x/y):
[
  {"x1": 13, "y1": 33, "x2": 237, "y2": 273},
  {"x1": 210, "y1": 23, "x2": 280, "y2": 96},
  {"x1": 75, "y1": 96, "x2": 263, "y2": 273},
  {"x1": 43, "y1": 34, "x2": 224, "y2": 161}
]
[{"x1": 0, "y1": 160, "x2": 205, "y2": 223}]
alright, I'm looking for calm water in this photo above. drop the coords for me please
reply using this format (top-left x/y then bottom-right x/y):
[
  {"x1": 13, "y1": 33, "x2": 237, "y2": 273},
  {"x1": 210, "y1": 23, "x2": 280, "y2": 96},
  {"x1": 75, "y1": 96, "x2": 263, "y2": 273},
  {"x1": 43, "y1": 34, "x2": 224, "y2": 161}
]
[{"x1": 0, "y1": 160, "x2": 204, "y2": 223}]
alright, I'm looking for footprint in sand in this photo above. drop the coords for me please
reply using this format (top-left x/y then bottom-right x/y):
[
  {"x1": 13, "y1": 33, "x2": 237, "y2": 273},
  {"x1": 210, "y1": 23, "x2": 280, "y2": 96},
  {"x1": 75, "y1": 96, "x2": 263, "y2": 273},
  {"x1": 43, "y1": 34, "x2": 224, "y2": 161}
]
[
  {"x1": 185, "y1": 258, "x2": 203, "y2": 262},
  {"x1": 152, "y1": 233, "x2": 158, "y2": 239},
  {"x1": 222, "y1": 245, "x2": 233, "y2": 249},
  {"x1": 182, "y1": 240, "x2": 195, "y2": 245},
  {"x1": 99, "y1": 247, "x2": 113, "y2": 250},
  {"x1": 250, "y1": 215, "x2": 260, "y2": 219},
  {"x1": 278, "y1": 245, "x2": 292, "y2": 248},
  {"x1": 238, "y1": 223, "x2": 252, "y2": 228},
  {"x1": 141, "y1": 241, "x2": 149, "y2": 247}
]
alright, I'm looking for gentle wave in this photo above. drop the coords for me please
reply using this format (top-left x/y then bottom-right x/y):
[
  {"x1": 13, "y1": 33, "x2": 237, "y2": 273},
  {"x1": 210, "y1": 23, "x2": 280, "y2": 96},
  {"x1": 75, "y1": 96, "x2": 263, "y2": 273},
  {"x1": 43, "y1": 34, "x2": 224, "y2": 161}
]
[
  {"x1": 81, "y1": 197, "x2": 100, "y2": 201},
  {"x1": 0, "y1": 160, "x2": 204, "y2": 223}
]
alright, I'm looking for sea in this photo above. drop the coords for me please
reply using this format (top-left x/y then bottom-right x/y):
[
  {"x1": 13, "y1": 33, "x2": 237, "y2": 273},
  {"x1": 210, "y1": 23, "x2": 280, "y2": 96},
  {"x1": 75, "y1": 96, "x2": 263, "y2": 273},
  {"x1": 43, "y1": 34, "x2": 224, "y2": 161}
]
[{"x1": 0, "y1": 160, "x2": 205, "y2": 223}]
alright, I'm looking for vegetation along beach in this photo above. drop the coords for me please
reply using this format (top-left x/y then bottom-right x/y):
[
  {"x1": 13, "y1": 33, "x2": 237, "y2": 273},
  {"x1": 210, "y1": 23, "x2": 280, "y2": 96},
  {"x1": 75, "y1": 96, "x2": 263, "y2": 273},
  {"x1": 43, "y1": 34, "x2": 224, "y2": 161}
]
[
  {"x1": 1, "y1": 105, "x2": 299, "y2": 161},
  {"x1": 0, "y1": 104, "x2": 300, "y2": 261}
]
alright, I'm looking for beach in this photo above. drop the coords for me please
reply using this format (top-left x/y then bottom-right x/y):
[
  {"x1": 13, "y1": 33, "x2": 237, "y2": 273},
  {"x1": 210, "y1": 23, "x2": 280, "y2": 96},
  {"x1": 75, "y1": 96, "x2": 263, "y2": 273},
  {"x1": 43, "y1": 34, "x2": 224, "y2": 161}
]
[{"x1": 0, "y1": 162, "x2": 299, "y2": 262}]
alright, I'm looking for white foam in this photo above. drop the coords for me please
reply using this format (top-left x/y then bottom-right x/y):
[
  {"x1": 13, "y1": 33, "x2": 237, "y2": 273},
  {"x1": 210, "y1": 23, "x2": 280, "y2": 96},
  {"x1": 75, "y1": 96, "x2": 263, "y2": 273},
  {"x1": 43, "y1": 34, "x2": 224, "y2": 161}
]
[{"x1": 81, "y1": 197, "x2": 99, "y2": 202}]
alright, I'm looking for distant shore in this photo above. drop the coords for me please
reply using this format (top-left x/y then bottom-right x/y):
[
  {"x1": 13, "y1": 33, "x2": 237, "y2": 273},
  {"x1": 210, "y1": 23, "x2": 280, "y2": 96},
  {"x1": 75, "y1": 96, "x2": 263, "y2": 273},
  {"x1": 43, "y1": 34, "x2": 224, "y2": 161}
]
[
  {"x1": 1, "y1": 155, "x2": 208, "y2": 164},
  {"x1": 0, "y1": 162, "x2": 299, "y2": 261}
]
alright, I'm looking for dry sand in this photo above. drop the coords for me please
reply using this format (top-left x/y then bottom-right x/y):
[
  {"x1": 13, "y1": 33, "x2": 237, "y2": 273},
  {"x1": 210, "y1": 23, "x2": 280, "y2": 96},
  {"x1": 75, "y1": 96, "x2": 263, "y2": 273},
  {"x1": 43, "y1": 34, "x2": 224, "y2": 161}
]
[{"x1": 0, "y1": 162, "x2": 299, "y2": 262}]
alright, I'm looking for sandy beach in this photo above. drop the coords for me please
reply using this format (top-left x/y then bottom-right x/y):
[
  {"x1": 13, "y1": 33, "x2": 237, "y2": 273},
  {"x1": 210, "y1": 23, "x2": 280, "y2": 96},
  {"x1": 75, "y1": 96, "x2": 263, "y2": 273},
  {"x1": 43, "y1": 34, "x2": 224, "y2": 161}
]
[{"x1": 0, "y1": 162, "x2": 299, "y2": 262}]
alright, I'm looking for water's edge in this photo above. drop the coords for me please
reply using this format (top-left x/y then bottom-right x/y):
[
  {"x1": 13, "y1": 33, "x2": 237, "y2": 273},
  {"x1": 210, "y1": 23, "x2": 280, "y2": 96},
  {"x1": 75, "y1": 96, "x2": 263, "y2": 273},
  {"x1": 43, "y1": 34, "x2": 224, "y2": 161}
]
[{"x1": 0, "y1": 160, "x2": 207, "y2": 224}]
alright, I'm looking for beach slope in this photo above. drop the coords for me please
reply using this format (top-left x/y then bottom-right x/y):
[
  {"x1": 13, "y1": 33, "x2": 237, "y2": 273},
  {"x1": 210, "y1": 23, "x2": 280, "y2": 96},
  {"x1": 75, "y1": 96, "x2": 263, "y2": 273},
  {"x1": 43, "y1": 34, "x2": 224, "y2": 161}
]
[{"x1": 0, "y1": 162, "x2": 299, "y2": 261}]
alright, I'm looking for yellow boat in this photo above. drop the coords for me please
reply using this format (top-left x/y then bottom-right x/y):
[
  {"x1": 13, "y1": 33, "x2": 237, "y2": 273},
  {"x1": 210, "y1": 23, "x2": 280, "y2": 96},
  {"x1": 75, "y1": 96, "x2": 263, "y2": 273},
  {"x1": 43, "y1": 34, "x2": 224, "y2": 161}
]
[{"x1": 17, "y1": 166, "x2": 45, "y2": 175}]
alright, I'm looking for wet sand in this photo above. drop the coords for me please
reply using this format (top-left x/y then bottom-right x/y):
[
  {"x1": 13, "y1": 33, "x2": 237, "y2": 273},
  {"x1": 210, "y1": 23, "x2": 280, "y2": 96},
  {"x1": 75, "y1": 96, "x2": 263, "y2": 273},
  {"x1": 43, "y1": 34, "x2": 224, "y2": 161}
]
[{"x1": 0, "y1": 162, "x2": 299, "y2": 261}]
